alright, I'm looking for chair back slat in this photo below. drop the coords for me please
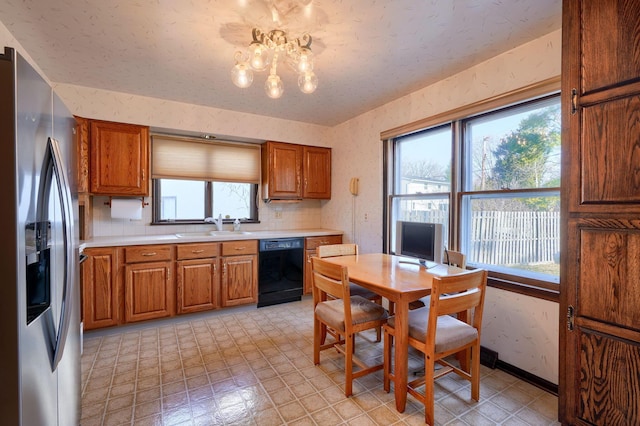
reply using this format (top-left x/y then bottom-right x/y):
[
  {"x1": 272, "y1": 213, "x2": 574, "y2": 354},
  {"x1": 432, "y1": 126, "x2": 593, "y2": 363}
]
[
  {"x1": 445, "y1": 250, "x2": 466, "y2": 269},
  {"x1": 311, "y1": 257, "x2": 349, "y2": 300},
  {"x1": 436, "y1": 289, "x2": 482, "y2": 317},
  {"x1": 317, "y1": 243, "x2": 358, "y2": 258}
]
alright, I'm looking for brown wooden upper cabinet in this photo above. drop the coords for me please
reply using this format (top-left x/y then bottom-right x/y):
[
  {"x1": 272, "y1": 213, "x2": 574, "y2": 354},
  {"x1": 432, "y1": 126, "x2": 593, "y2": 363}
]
[
  {"x1": 303, "y1": 145, "x2": 332, "y2": 199},
  {"x1": 89, "y1": 119, "x2": 150, "y2": 196},
  {"x1": 262, "y1": 141, "x2": 331, "y2": 201}
]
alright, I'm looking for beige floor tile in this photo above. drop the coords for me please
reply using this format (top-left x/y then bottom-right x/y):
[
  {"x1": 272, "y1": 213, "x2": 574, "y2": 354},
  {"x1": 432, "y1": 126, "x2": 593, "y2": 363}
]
[{"x1": 81, "y1": 298, "x2": 559, "y2": 425}]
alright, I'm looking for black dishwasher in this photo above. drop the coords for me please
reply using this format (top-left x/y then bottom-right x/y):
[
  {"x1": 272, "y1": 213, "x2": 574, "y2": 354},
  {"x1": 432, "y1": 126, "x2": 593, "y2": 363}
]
[{"x1": 258, "y1": 238, "x2": 304, "y2": 307}]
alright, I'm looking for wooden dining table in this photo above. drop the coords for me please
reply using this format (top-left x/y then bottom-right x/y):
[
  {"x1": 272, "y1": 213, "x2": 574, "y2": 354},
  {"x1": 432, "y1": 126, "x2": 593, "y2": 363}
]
[{"x1": 320, "y1": 253, "x2": 464, "y2": 412}]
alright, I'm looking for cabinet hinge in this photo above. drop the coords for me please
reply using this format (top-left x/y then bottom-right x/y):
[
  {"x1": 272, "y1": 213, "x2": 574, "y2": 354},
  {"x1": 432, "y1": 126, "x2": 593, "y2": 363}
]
[
  {"x1": 571, "y1": 88, "x2": 578, "y2": 115},
  {"x1": 567, "y1": 305, "x2": 575, "y2": 331}
]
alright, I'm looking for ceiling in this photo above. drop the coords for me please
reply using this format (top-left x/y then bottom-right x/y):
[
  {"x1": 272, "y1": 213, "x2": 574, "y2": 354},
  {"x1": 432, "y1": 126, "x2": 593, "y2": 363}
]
[{"x1": 0, "y1": 0, "x2": 562, "y2": 127}]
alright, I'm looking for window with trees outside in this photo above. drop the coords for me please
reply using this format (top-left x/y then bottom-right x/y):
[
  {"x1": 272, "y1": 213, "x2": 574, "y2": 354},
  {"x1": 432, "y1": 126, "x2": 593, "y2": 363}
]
[{"x1": 386, "y1": 93, "x2": 560, "y2": 291}]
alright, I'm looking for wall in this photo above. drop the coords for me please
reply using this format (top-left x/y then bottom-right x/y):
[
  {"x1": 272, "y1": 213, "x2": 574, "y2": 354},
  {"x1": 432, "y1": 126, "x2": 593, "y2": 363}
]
[{"x1": 322, "y1": 29, "x2": 562, "y2": 384}]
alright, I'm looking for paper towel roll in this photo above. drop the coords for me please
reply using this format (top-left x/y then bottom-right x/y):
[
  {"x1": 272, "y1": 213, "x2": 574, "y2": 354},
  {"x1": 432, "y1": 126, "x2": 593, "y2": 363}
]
[{"x1": 110, "y1": 198, "x2": 143, "y2": 220}]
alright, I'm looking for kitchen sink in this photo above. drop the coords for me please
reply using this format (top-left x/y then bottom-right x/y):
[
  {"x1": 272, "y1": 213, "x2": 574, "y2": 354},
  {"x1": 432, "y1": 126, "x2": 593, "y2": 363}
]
[{"x1": 174, "y1": 231, "x2": 252, "y2": 238}]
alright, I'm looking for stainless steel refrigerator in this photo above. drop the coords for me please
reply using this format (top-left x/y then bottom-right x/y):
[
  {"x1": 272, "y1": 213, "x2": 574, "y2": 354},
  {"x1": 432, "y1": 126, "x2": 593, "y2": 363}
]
[{"x1": 0, "y1": 46, "x2": 80, "y2": 425}]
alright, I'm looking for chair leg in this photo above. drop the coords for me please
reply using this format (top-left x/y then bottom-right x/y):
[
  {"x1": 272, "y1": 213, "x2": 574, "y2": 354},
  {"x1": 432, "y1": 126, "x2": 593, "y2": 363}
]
[
  {"x1": 345, "y1": 332, "x2": 354, "y2": 397},
  {"x1": 424, "y1": 356, "x2": 435, "y2": 426},
  {"x1": 383, "y1": 327, "x2": 393, "y2": 392},
  {"x1": 313, "y1": 318, "x2": 322, "y2": 365},
  {"x1": 471, "y1": 345, "x2": 480, "y2": 401}
]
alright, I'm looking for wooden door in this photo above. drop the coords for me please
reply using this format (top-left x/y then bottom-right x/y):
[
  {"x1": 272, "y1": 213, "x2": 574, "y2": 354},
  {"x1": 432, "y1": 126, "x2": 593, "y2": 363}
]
[
  {"x1": 560, "y1": 1, "x2": 640, "y2": 424},
  {"x1": 81, "y1": 247, "x2": 119, "y2": 330},
  {"x1": 303, "y1": 146, "x2": 331, "y2": 199},
  {"x1": 124, "y1": 261, "x2": 173, "y2": 322},
  {"x1": 262, "y1": 141, "x2": 302, "y2": 199},
  {"x1": 177, "y1": 258, "x2": 219, "y2": 313},
  {"x1": 221, "y1": 255, "x2": 257, "y2": 306},
  {"x1": 90, "y1": 119, "x2": 149, "y2": 196}
]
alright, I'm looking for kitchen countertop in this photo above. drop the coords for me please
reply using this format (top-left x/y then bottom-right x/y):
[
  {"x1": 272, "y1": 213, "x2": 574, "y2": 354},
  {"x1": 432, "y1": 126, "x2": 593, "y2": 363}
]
[{"x1": 82, "y1": 228, "x2": 344, "y2": 248}]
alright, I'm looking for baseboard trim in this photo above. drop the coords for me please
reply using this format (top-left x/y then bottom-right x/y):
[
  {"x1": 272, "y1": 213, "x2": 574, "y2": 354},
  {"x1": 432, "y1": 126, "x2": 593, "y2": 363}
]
[{"x1": 480, "y1": 346, "x2": 558, "y2": 396}]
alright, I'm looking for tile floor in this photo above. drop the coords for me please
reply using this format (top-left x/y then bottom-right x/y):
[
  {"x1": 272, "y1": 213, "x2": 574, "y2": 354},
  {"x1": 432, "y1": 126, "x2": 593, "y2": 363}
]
[{"x1": 80, "y1": 297, "x2": 560, "y2": 425}]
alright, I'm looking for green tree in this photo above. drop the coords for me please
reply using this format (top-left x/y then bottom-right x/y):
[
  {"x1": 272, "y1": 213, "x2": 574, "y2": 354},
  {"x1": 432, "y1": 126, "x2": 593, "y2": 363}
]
[{"x1": 490, "y1": 105, "x2": 560, "y2": 210}]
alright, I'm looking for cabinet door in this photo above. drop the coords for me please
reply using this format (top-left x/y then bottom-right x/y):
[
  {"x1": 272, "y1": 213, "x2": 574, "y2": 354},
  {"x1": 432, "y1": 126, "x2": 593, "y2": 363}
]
[
  {"x1": 560, "y1": 1, "x2": 640, "y2": 424},
  {"x1": 221, "y1": 254, "x2": 257, "y2": 306},
  {"x1": 82, "y1": 247, "x2": 119, "y2": 330},
  {"x1": 262, "y1": 141, "x2": 303, "y2": 200},
  {"x1": 177, "y1": 258, "x2": 219, "y2": 314},
  {"x1": 90, "y1": 120, "x2": 149, "y2": 196},
  {"x1": 303, "y1": 146, "x2": 331, "y2": 199},
  {"x1": 124, "y1": 261, "x2": 173, "y2": 322}
]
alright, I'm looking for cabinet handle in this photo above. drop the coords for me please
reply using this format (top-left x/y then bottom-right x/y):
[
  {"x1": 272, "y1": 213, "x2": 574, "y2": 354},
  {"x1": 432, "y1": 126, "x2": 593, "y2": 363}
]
[
  {"x1": 234, "y1": 247, "x2": 246, "y2": 250},
  {"x1": 192, "y1": 249, "x2": 205, "y2": 253},
  {"x1": 214, "y1": 263, "x2": 217, "y2": 274},
  {"x1": 142, "y1": 252, "x2": 157, "y2": 256},
  {"x1": 307, "y1": 254, "x2": 312, "y2": 263}
]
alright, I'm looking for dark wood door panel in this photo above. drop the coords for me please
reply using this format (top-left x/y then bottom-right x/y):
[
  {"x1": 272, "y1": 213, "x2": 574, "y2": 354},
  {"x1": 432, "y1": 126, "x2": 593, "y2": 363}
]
[
  {"x1": 578, "y1": 329, "x2": 640, "y2": 425},
  {"x1": 581, "y1": 0, "x2": 640, "y2": 95},
  {"x1": 579, "y1": 228, "x2": 640, "y2": 330},
  {"x1": 581, "y1": 96, "x2": 640, "y2": 206}
]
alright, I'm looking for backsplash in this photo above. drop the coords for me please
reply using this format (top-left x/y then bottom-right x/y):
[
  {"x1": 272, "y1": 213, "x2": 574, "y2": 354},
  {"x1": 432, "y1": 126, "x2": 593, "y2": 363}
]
[{"x1": 90, "y1": 195, "x2": 323, "y2": 238}]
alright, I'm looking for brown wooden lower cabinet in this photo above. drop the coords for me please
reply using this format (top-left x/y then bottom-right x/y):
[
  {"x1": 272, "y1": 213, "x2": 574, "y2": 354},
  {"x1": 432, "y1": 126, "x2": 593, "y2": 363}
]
[
  {"x1": 82, "y1": 236, "x2": 341, "y2": 329},
  {"x1": 303, "y1": 235, "x2": 343, "y2": 294},
  {"x1": 176, "y1": 242, "x2": 220, "y2": 314},
  {"x1": 221, "y1": 240, "x2": 258, "y2": 307},
  {"x1": 81, "y1": 247, "x2": 120, "y2": 330},
  {"x1": 124, "y1": 260, "x2": 173, "y2": 322}
]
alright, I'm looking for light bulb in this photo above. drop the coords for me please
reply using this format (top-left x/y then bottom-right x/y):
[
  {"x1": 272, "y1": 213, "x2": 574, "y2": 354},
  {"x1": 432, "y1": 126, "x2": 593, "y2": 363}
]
[
  {"x1": 298, "y1": 71, "x2": 318, "y2": 94},
  {"x1": 297, "y1": 47, "x2": 314, "y2": 73},
  {"x1": 248, "y1": 42, "x2": 270, "y2": 71},
  {"x1": 231, "y1": 62, "x2": 253, "y2": 88},
  {"x1": 265, "y1": 74, "x2": 283, "y2": 99}
]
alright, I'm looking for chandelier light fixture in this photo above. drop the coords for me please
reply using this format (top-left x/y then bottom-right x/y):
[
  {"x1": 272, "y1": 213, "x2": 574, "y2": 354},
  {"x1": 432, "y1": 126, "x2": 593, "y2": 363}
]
[{"x1": 231, "y1": 28, "x2": 318, "y2": 99}]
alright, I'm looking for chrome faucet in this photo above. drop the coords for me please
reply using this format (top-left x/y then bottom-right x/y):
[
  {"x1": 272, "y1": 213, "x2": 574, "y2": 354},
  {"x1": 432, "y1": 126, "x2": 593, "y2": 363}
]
[{"x1": 204, "y1": 214, "x2": 224, "y2": 231}]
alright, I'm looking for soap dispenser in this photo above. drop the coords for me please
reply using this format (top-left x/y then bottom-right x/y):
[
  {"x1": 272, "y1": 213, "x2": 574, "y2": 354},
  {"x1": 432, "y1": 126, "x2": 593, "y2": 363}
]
[{"x1": 233, "y1": 218, "x2": 241, "y2": 232}]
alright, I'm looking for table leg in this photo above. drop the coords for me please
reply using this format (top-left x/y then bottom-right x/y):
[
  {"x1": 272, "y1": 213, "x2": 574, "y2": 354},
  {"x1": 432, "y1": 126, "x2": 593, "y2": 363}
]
[{"x1": 393, "y1": 301, "x2": 409, "y2": 412}]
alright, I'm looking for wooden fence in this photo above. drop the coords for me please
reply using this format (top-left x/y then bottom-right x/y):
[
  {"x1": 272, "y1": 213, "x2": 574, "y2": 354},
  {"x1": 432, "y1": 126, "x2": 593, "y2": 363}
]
[{"x1": 400, "y1": 210, "x2": 560, "y2": 266}]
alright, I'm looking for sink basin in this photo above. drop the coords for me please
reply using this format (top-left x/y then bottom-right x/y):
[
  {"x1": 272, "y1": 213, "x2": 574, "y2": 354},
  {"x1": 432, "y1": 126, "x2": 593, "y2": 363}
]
[
  {"x1": 175, "y1": 231, "x2": 252, "y2": 238},
  {"x1": 175, "y1": 231, "x2": 216, "y2": 238},
  {"x1": 210, "y1": 231, "x2": 252, "y2": 236}
]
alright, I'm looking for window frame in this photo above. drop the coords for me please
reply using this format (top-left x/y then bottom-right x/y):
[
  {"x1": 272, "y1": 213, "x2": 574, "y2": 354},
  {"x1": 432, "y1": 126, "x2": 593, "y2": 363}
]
[
  {"x1": 151, "y1": 179, "x2": 259, "y2": 225},
  {"x1": 382, "y1": 77, "x2": 561, "y2": 301}
]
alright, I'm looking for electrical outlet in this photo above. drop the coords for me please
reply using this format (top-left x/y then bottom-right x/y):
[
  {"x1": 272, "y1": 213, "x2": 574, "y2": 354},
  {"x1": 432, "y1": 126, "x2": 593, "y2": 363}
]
[
  {"x1": 275, "y1": 210, "x2": 283, "y2": 219},
  {"x1": 364, "y1": 212, "x2": 369, "y2": 222}
]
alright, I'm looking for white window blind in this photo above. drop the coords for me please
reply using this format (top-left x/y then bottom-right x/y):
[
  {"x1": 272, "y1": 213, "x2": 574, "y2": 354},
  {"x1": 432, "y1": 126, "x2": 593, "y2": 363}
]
[{"x1": 152, "y1": 135, "x2": 261, "y2": 183}]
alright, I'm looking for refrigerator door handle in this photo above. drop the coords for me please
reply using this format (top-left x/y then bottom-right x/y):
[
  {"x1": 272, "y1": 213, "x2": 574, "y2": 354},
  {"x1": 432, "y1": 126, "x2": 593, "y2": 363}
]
[{"x1": 42, "y1": 137, "x2": 75, "y2": 371}]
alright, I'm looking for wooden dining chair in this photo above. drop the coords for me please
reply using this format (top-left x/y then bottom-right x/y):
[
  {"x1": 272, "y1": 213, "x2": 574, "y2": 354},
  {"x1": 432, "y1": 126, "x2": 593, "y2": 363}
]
[
  {"x1": 409, "y1": 250, "x2": 467, "y2": 310},
  {"x1": 312, "y1": 257, "x2": 388, "y2": 397},
  {"x1": 317, "y1": 243, "x2": 384, "y2": 341},
  {"x1": 383, "y1": 268, "x2": 488, "y2": 425}
]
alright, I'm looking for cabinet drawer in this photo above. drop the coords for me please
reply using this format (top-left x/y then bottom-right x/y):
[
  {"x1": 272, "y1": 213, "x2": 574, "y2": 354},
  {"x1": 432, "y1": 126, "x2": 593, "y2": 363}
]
[
  {"x1": 125, "y1": 245, "x2": 172, "y2": 263},
  {"x1": 305, "y1": 235, "x2": 343, "y2": 250},
  {"x1": 177, "y1": 243, "x2": 219, "y2": 260},
  {"x1": 221, "y1": 240, "x2": 258, "y2": 256}
]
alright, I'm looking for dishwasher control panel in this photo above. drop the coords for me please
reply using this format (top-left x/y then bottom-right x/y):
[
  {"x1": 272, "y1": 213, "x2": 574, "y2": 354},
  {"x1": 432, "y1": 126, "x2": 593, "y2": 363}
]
[{"x1": 259, "y1": 238, "x2": 304, "y2": 251}]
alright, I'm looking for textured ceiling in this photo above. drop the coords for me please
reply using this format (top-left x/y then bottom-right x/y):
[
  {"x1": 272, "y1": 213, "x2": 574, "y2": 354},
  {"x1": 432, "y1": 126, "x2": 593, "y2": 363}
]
[{"x1": 0, "y1": 0, "x2": 562, "y2": 126}]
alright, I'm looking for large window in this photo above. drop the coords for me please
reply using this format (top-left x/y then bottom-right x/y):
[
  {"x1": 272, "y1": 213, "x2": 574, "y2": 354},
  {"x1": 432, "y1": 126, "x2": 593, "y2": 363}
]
[
  {"x1": 461, "y1": 97, "x2": 561, "y2": 282},
  {"x1": 151, "y1": 135, "x2": 260, "y2": 224},
  {"x1": 389, "y1": 125, "x2": 452, "y2": 252},
  {"x1": 386, "y1": 92, "x2": 561, "y2": 293}
]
